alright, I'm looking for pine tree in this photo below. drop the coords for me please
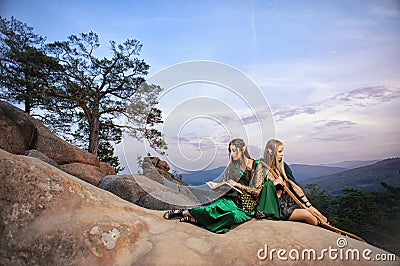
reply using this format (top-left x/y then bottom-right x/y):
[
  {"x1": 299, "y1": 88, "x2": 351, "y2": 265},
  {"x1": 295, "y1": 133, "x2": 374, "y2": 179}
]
[
  {"x1": 0, "y1": 16, "x2": 62, "y2": 113},
  {"x1": 44, "y1": 31, "x2": 167, "y2": 158}
]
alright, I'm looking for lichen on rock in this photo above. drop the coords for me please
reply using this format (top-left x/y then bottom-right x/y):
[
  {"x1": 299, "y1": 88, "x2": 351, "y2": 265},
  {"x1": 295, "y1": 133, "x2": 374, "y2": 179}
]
[{"x1": 101, "y1": 228, "x2": 121, "y2": 250}]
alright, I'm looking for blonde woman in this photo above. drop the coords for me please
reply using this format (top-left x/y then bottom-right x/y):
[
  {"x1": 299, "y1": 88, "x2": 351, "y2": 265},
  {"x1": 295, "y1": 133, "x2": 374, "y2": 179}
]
[{"x1": 256, "y1": 139, "x2": 328, "y2": 225}]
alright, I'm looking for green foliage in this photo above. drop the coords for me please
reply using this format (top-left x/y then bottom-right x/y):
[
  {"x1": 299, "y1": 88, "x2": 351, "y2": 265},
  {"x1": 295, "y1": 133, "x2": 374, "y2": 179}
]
[
  {"x1": 305, "y1": 182, "x2": 400, "y2": 255},
  {"x1": 335, "y1": 188, "x2": 383, "y2": 234},
  {"x1": 304, "y1": 184, "x2": 336, "y2": 218},
  {"x1": 0, "y1": 16, "x2": 62, "y2": 113},
  {"x1": 305, "y1": 184, "x2": 328, "y2": 208}
]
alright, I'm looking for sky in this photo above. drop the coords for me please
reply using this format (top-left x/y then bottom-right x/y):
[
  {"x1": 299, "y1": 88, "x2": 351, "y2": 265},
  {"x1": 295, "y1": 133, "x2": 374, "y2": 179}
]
[{"x1": 1, "y1": 0, "x2": 399, "y2": 174}]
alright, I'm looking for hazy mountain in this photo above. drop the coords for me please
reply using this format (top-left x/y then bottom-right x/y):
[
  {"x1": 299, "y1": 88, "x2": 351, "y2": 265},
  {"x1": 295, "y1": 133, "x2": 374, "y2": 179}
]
[
  {"x1": 300, "y1": 158, "x2": 400, "y2": 195},
  {"x1": 318, "y1": 159, "x2": 380, "y2": 169},
  {"x1": 181, "y1": 158, "x2": 398, "y2": 194},
  {"x1": 182, "y1": 164, "x2": 360, "y2": 186},
  {"x1": 289, "y1": 164, "x2": 346, "y2": 182},
  {"x1": 182, "y1": 166, "x2": 226, "y2": 186},
  {"x1": 183, "y1": 164, "x2": 353, "y2": 185}
]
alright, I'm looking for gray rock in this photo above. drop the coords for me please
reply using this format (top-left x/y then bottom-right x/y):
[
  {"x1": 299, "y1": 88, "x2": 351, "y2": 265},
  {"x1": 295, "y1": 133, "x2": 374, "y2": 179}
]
[
  {"x1": 23, "y1": 149, "x2": 61, "y2": 169},
  {"x1": 98, "y1": 175, "x2": 147, "y2": 203},
  {"x1": 98, "y1": 174, "x2": 200, "y2": 210}
]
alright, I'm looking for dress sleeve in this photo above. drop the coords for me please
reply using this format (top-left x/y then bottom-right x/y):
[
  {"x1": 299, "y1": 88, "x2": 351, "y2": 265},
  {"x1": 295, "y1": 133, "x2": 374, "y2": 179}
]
[
  {"x1": 241, "y1": 162, "x2": 264, "y2": 197},
  {"x1": 222, "y1": 170, "x2": 228, "y2": 182}
]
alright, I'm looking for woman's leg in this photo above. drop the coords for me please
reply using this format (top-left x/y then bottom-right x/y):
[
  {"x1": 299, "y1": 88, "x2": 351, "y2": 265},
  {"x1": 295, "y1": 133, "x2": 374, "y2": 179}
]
[
  {"x1": 180, "y1": 210, "x2": 199, "y2": 224},
  {"x1": 182, "y1": 210, "x2": 194, "y2": 218},
  {"x1": 288, "y1": 209, "x2": 318, "y2": 225}
]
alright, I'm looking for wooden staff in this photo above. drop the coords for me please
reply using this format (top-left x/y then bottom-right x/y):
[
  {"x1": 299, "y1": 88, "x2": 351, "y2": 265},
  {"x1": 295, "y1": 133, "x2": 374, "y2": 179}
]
[{"x1": 259, "y1": 161, "x2": 366, "y2": 242}]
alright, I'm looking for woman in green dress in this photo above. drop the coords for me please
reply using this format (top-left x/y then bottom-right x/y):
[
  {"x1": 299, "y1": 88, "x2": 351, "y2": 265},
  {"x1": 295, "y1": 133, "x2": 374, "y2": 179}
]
[
  {"x1": 256, "y1": 139, "x2": 328, "y2": 225},
  {"x1": 163, "y1": 138, "x2": 265, "y2": 234}
]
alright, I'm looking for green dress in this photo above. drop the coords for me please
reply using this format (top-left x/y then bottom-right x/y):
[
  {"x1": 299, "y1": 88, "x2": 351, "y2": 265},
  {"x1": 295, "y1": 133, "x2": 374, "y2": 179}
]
[
  {"x1": 255, "y1": 162, "x2": 298, "y2": 220},
  {"x1": 188, "y1": 161, "x2": 260, "y2": 234}
]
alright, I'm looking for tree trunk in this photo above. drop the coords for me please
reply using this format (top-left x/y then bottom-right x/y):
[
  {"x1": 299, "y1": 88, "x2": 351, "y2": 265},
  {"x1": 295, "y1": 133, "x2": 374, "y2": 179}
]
[
  {"x1": 88, "y1": 115, "x2": 100, "y2": 155},
  {"x1": 24, "y1": 100, "x2": 31, "y2": 114},
  {"x1": 24, "y1": 91, "x2": 31, "y2": 114}
]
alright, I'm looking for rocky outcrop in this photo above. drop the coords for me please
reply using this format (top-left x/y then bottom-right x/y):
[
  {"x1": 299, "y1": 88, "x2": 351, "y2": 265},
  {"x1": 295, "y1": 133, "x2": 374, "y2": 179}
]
[
  {"x1": 1, "y1": 149, "x2": 397, "y2": 265},
  {"x1": 0, "y1": 101, "x2": 99, "y2": 166},
  {"x1": 60, "y1": 163, "x2": 104, "y2": 186},
  {"x1": 0, "y1": 101, "x2": 114, "y2": 183},
  {"x1": 99, "y1": 162, "x2": 116, "y2": 176},
  {"x1": 98, "y1": 174, "x2": 200, "y2": 210},
  {"x1": 143, "y1": 156, "x2": 187, "y2": 186},
  {"x1": 141, "y1": 156, "x2": 202, "y2": 208},
  {"x1": 96, "y1": 155, "x2": 202, "y2": 210},
  {"x1": 23, "y1": 149, "x2": 61, "y2": 169},
  {"x1": 32, "y1": 121, "x2": 100, "y2": 166},
  {"x1": 98, "y1": 175, "x2": 148, "y2": 203},
  {"x1": 0, "y1": 101, "x2": 37, "y2": 154}
]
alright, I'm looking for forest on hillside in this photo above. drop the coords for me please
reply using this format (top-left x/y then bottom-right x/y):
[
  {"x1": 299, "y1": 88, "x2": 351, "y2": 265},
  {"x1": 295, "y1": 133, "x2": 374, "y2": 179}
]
[{"x1": 306, "y1": 182, "x2": 400, "y2": 256}]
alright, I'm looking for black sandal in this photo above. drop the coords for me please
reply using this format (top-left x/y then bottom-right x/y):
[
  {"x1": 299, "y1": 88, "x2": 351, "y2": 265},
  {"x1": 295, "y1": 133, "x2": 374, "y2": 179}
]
[
  {"x1": 180, "y1": 215, "x2": 199, "y2": 225},
  {"x1": 255, "y1": 211, "x2": 267, "y2": 220},
  {"x1": 163, "y1": 209, "x2": 184, "y2": 220}
]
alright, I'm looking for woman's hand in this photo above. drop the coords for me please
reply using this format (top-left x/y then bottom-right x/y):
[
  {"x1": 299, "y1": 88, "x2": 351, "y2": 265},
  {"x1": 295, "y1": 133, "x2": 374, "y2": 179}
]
[
  {"x1": 273, "y1": 177, "x2": 284, "y2": 186},
  {"x1": 308, "y1": 206, "x2": 329, "y2": 224}
]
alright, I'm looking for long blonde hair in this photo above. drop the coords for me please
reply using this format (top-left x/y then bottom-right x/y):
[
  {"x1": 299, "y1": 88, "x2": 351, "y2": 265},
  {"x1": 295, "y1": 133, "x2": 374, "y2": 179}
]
[{"x1": 263, "y1": 139, "x2": 288, "y2": 180}]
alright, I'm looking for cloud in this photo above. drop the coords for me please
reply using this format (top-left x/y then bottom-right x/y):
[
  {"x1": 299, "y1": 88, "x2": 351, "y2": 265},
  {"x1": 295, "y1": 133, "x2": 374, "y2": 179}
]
[
  {"x1": 272, "y1": 85, "x2": 400, "y2": 121},
  {"x1": 368, "y1": 1, "x2": 400, "y2": 19},
  {"x1": 329, "y1": 85, "x2": 400, "y2": 107},
  {"x1": 312, "y1": 120, "x2": 357, "y2": 131},
  {"x1": 240, "y1": 114, "x2": 261, "y2": 125},
  {"x1": 309, "y1": 120, "x2": 361, "y2": 142},
  {"x1": 310, "y1": 133, "x2": 362, "y2": 142},
  {"x1": 272, "y1": 106, "x2": 318, "y2": 121}
]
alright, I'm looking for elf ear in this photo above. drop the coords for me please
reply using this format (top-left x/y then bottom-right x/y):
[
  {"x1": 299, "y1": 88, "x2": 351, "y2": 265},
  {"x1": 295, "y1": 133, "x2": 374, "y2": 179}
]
[{"x1": 267, "y1": 148, "x2": 273, "y2": 154}]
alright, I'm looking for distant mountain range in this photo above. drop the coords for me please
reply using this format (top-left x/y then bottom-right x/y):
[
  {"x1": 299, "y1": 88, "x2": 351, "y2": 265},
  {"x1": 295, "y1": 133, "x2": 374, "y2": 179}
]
[
  {"x1": 182, "y1": 158, "x2": 400, "y2": 194},
  {"x1": 288, "y1": 164, "x2": 346, "y2": 182},
  {"x1": 299, "y1": 158, "x2": 400, "y2": 195},
  {"x1": 182, "y1": 166, "x2": 226, "y2": 186},
  {"x1": 318, "y1": 159, "x2": 380, "y2": 169}
]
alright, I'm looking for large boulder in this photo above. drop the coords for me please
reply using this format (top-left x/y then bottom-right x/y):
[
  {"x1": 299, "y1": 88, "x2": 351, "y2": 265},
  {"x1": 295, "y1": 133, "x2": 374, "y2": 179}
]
[
  {"x1": 98, "y1": 174, "x2": 200, "y2": 210},
  {"x1": 0, "y1": 101, "x2": 37, "y2": 154},
  {"x1": 113, "y1": 155, "x2": 204, "y2": 209},
  {"x1": 23, "y1": 149, "x2": 61, "y2": 169},
  {"x1": 0, "y1": 101, "x2": 99, "y2": 166},
  {"x1": 97, "y1": 175, "x2": 148, "y2": 204},
  {"x1": 0, "y1": 149, "x2": 398, "y2": 265},
  {"x1": 60, "y1": 163, "x2": 104, "y2": 186},
  {"x1": 32, "y1": 121, "x2": 99, "y2": 167},
  {"x1": 99, "y1": 162, "x2": 116, "y2": 176}
]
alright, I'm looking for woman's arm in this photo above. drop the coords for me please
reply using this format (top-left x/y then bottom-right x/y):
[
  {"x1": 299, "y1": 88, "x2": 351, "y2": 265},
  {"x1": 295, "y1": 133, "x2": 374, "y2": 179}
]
[
  {"x1": 286, "y1": 178, "x2": 328, "y2": 223},
  {"x1": 227, "y1": 163, "x2": 264, "y2": 197}
]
